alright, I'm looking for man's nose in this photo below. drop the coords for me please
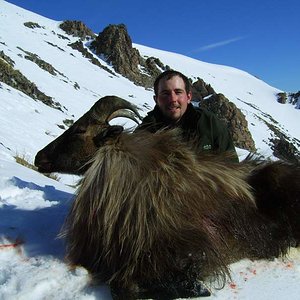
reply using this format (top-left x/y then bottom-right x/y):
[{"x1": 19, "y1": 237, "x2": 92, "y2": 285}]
[{"x1": 169, "y1": 91, "x2": 177, "y2": 101}]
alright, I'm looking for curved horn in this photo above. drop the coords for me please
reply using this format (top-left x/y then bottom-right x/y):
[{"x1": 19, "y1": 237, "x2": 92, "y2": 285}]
[
  {"x1": 90, "y1": 96, "x2": 143, "y2": 123},
  {"x1": 107, "y1": 109, "x2": 141, "y2": 124}
]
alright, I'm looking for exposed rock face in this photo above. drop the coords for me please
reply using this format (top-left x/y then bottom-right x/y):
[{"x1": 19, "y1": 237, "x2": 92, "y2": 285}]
[
  {"x1": 277, "y1": 91, "x2": 300, "y2": 109},
  {"x1": 191, "y1": 78, "x2": 255, "y2": 151},
  {"x1": 59, "y1": 20, "x2": 95, "y2": 39},
  {"x1": 289, "y1": 91, "x2": 300, "y2": 108},
  {"x1": 277, "y1": 92, "x2": 287, "y2": 104},
  {"x1": 68, "y1": 41, "x2": 115, "y2": 75},
  {"x1": 23, "y1": 22, "x2": 43, "y2": 29},
  {"x1": 191, "y1": 78, "x2": 216, "y2": 100},
  {"x1": 90, "y1": 24, "x2": 165, "y2": 88},
  {"x1": 200, "y1": 93, "x2": 256, "y2": 152},
  {"x1": 0, "y1": 52, "x2": 61, "y2": 110},
  {"x1": 17, "y1": 47, "x2": 63, "y2": 76},
  {"x1": 270, "y1": 138, "x2": 300, "y2": 163}
]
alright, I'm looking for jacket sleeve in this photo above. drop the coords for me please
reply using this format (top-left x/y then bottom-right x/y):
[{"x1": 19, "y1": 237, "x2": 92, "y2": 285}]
[{"x1": 212, "y1": 115, "x2": 239, "y2": 162}]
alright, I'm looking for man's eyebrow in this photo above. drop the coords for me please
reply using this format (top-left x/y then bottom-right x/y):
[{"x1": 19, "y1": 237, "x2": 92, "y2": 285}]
[
  {"x1": 159, "y1": 88, "x2": 184, "y2": 93},
  {"x1": 158, "y1": 89, "x2": 170, "y2": 94}
]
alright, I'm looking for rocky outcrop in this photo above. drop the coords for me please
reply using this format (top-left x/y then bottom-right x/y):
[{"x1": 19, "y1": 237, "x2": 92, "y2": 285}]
[
  {"x1": 191, "y1": 78, "x2": 216, "y2": 101},
  {"x1": 0, "y1": 50, "x2": 14, "y2": 67},
  {"x1": 90, "y1": 24, "x2": 166, "y2": 88},
  {"x1": 277, "y1": 92, "x2": 287, "y2": 104},
  {"x1": 270, "y1": 138, "x2": 300, "y2": 163},
  {"x1": 200, "y1": 93, "x2": 256, "y2": 152},
  {"x1": 289, "y1": 91, "x2": 300, "y2": 108},
  {"x1": 191, "y1": 78, "x2": 256, "y2": 151},
  {"x1": 0, "y1": 52, "x2": 61, "y2": 110},
  {"x1": 68, "y1": 41, "x2": 115, "y2": 75},
  {"x1": 277, "y1": 91, "x2": 300, "y2": 109},
  {"x1": 59, "y1": 20, "x2": 96, "y2": 39},
  {"x1": 261, "y1": 116, "x2": 300, "y2": 162},
  {"x1": 24, "y1": 22, "x2": 44, "y2": 29},
  {"x1": 17, "y1": 47, "x2": 64, "y2": 77}
]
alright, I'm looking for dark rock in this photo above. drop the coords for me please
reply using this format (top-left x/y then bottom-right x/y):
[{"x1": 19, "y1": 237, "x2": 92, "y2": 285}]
[
  {"x1": 277, "y1": 92, "x2": 287, "y2": 104},
  {"x1": 0, "y1": 50, "x2": 15, "y2": 66},
  {"x1": 191, "y1": 78, "x2": 216, "y2": 101},
  {"x1": 289, "y1": 91, "x2": 300, "y2": 108},
  {"x1": 59, "y1": 20, "x2": 95, "y2": 39},
  {"x1": 270, "y1": 138, "x2": 300, "y2": 163},
  {"x1": 248, "y1": 111, "x2": 300, "y2": 162},
  {"x1": 24, "y1": 22, "x2": 43, "y2": 29},
  {"x1": 90, "y1": 24, "x2": 166, "y2": 88},
  {"x1": 0, "y1": 54, "x2": 61, "y2": 110},
  {"x1": 277, "y1": 91, "x2": 300, "y2": 108},
  {"x1": 17, "y1": 47, "x2": 59, "y2": 76},
  {"x1": 68, "y1": 41, "x2": 115, "y2": 75},
  {"x1": 200, "y1": 93, "x2": 256, "y2": 152}
]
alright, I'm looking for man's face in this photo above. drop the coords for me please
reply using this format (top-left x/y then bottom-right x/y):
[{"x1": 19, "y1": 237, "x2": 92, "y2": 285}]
[{"x1": 154, "y1": 75, "x2": 192, "y2": 122}]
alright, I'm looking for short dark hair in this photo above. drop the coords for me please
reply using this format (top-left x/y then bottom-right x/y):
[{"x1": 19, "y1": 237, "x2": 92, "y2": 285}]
[{"x1": 154, "y1": 70, "x2": 191, "y2": 96}]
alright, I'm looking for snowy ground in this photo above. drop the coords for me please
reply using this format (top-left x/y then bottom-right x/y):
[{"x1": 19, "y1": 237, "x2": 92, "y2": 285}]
[{"x1": 1, "y1": 153, "x2": 300, "y2": 300}]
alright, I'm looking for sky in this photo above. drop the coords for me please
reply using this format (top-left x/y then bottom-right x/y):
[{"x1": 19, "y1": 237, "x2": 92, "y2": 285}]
[
  {"x1": 0, "y1": 1, "x2": 300, "y2": 298},
  {"x1": 4, "y1": 0, "x2": 300, "y2": 92}
]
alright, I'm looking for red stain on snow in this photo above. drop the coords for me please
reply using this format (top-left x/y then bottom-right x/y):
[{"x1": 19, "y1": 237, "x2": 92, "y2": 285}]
[
  {"x1": 230, "y1": 282, "x2": 237, "y2": 289},
  {"x1": 0, "y1": 238, "x2": 23, "y2": 249}
]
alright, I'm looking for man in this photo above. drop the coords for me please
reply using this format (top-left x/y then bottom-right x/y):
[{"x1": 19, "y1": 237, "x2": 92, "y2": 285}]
[{"x1": 137, "y1": 70, "x2": 239, "y2": 162}]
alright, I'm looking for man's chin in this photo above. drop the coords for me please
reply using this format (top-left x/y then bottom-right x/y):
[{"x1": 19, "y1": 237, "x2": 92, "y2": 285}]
[{"x1": 165, "y1": 112, "x2": 181, "y2": 122}]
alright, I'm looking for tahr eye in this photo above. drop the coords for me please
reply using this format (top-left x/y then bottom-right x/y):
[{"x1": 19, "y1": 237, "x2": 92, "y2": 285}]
[{"x1": 73, "y1": 126, "x2": 86, "y2": 134}]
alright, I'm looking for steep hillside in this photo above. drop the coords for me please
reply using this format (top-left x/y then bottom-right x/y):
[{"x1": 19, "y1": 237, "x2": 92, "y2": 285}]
[{"x1": 0, "y1": 0, "x2": 299, "y2": 165}]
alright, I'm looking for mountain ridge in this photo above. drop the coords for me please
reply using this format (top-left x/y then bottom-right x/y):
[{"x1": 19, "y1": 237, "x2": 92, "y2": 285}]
[{"x1": 0, "y1": 0, "x2": 299, "y2": 165}]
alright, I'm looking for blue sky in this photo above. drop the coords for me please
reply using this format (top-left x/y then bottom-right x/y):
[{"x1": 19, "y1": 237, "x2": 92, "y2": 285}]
[{"x1": 5, "y1": 0, "x2": 299, "y2": 91}]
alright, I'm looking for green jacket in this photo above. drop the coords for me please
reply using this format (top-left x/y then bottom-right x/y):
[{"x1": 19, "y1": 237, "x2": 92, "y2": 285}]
[{"x1": 136, "y1": 103, "x2": 238, "y2": 162}]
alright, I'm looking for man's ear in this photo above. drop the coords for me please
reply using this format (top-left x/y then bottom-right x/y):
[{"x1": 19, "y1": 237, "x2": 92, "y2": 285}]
[
  {"x1": 187, "y1": 91, "x2": 192, "y2": 104},
  {"x1": 93, "y1": 125, "x2": 124, "y2": 147}
]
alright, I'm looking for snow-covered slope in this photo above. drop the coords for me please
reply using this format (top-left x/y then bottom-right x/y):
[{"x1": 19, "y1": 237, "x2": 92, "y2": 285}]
[
  {"x1": 1, "y1": 0, "x2": 299, "y2": 162},
  {"x1": 0, "y1": 1, "x2": 300, "y2": 299}
]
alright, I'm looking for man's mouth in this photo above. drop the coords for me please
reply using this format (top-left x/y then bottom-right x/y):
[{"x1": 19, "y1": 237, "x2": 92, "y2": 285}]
[{"x1": 167, "y1": 104, "x2": 180, "y2": 111}]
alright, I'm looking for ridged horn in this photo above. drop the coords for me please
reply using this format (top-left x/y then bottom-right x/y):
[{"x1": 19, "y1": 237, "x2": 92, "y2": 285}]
[{"x1": 90, "y1": 96, "x2": 142, "y2": 124}]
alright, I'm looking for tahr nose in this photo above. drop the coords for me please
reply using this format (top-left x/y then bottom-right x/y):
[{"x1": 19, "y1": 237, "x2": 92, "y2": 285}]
[
  {"x1": 34, "y1": 151, "x2": 52, "y2": 172},
  {"x1": 34, "y1": 151, "x2": 47, "y2": 166}
]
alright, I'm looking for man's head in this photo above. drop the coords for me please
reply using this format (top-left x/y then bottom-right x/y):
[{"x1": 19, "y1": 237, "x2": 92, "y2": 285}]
[{"x1": 153, "y1": 70, "x2": 192, "y2": 123}]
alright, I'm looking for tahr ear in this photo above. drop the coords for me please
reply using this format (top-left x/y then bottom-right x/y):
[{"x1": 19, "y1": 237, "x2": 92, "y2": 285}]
[{"x1": 93, "y1": 125, "x2": 124, "y2": 147}]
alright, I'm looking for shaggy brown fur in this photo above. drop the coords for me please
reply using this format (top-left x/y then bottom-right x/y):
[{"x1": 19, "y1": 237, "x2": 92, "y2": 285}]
[
  {"x1": 248, "y1": 160, "x2": 300, "y2": 244},
  {"x1": 61, "y1": 129, "x2": 300, "y2": 299}
]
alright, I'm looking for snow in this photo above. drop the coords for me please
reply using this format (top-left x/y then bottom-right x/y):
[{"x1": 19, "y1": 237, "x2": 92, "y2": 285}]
[{"x1": 0, "y1": 0, "x2": 299, "y2": 299}]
